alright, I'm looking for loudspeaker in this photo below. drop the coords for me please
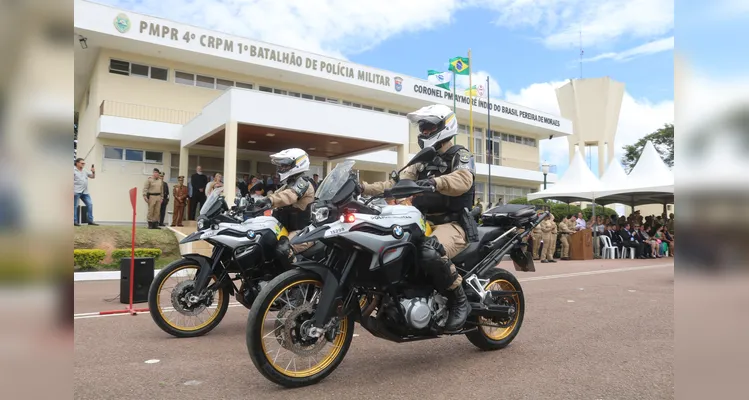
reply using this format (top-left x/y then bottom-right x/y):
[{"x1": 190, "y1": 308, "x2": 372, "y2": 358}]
[{"x1": 120, "y1": 257, "x2": 155, "y2": 304}]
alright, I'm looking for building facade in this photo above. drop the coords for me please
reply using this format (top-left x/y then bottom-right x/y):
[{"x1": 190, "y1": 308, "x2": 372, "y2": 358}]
[{"x1": 74, "y1": 0, "x2": 572, "y2": 223}]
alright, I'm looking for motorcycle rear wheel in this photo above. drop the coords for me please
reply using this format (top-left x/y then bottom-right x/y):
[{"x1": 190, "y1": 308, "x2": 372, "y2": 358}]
[
  {"x1": 246, "y1": 269, "x2": 355, "y2": 388},
  {"x1": 148, "y1": 259, "x2": 230, "y2": 338},
  {"x1": 465, "y1": 268, "x2": 525, "y2": 350}
]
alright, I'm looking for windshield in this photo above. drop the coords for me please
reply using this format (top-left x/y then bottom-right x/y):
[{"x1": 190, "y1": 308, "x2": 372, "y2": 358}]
[
  {"x1": 315, "y1": 160, "x2": 355, "y2": 201},
  {"x1": 200, "y1": 187, "x2": 224, "y2": 216}
]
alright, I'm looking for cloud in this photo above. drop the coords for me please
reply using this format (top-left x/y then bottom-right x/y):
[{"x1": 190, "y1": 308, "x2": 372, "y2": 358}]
[
  {"x1": 476, "y1": 0, "x2": 673, "y2": 51},
  {"x1": 99, "y1": 0, "x2": 464, "y2": 59},
  {"x1": 503, "y1": 80, "x2": 674, "y2": 176},
  {"x1": 582, "y1": 36, "x2": 674, "y2": 63}
]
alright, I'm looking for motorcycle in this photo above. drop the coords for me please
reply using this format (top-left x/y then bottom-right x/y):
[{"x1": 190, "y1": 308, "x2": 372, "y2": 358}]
[
  {"x1": 245, "y1": 147, "x2": 547, "y2": 387},
  {"x1": 147, "y1": 187, "x2": 325, "y2": 338}
]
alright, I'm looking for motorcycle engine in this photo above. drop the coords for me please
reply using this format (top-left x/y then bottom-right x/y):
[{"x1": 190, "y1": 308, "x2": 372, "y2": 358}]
[{"x1": 399, "y1": 297, "x2": 433, "y2": 330}]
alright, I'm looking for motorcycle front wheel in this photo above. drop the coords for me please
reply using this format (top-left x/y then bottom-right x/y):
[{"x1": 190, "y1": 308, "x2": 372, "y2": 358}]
[
  {"x1": 147, "y1": 259, "x2": 230, "y2": 338},
  {"x1": 246, "y1": 269, "x2": 354, "y2": 388}
]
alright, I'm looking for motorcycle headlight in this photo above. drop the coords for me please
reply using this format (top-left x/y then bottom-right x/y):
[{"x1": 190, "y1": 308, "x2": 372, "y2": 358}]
[
  {"x1": 197, "y1": 218, "x2": 208, "y2": 231},
  {"x1": 312, "y1": 207, "x2": 330, "y2": 223}
]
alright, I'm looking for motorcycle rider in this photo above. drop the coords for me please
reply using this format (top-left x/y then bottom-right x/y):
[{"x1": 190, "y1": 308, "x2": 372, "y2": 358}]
[
  {"x1": 253, "y1": 148, "x2": 316, "y2": 259},
  {"x1": 359, "y1": 104, "x2": 476, "y2": 332}
]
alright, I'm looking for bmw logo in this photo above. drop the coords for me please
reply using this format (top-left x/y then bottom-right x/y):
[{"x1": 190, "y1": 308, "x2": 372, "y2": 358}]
[
  {"x1": 392, "y1": 225, "x2": 404, "y2": 239},
  {"x1": 247, "y1": 230, "x2": 256, "y2": 239}
]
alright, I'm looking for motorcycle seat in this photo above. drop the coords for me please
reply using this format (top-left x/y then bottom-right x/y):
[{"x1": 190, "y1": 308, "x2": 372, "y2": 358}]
[{"x1": 451, "y1": 226, "x2": 505, "y2": 265}]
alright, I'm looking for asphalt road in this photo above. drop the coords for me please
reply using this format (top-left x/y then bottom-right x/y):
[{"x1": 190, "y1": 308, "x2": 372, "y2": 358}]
[{"x1": 74, "y1": 258, "x2": 674, "y2": 400}]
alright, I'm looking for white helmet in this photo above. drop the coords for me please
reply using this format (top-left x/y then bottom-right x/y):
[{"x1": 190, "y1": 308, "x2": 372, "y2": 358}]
[
  {"x1": 407, "y1": 104, "x2": 458, "y2": 149},
  {"x1": 270, "y1": 148, "x2": 310, "y2": 182}
]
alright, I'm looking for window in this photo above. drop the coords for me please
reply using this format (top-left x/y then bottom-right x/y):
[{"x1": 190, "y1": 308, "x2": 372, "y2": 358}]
[
  {"x1": 273, "y1": 88, "x2": 288, "y2": 95},
  {"x1": 388, "y1": 110, "x2": 400, "y2": 115},
  {"x1": 352, "y1": 103, "x2": 362, "y2": 108},
  {"x1": 301, "y1": 93, "x2": 313, "y2": 100},
  {"x1": 314, "y1": 96, "x2": 326, "y2": 102},
  {"x1": 475, "y1": 182, "x2": 485, "y2": 203},
  {"x1": 326, "y1": 98, "x2": 338, "y2": 104},
  {"x1": 288, "y1": 91, "x2": 301, "y2": 97},
  {"x1": 125, "y1": 149, "x2": 144, "y2": 162},
  {"x1": 373, "y1": 107, "x2": 384, "y2": 112},
  {"x1": 130, "y1": 63, "x2": 149, "y2": 77},
  {"x1": 145, "y1": 151, "x2": 163, "y2": 163},
  {"x1": 236, "y1": 82, "x2": 253, "y2": 90},
  {"x1": 104, "y1": 147, "x2": 123, "y2": 160},
  {"x1": 343, "y1": 101, "x2": 353, "y2": 106},
  {"x1": 361, "y1": 104, "x2": 373, "y2": 110},
  {"x1": 109, "y1": 59, "x2": 168, "y2": 81},
  {"x1": 216, "y1": 79, "x2": 233, "y2": 90},
  {"x1": 458, "y1": 124, "x2": 468, "y2": 135},
  {"x1": 196, "y1": 75, "x2": 215, "y2": 89},
  {"x1": 151, "y1": 67, "x2": 168, "y2": 81},
  {"x1": 109, "y1": 59, "x2": 129, "y2": 75},
  {"x1": 175, "y1": 71, "x2": 195, "y2": 86},
  {"x1": 259, "y1": 86, "x2": 272, "y2": 93}
]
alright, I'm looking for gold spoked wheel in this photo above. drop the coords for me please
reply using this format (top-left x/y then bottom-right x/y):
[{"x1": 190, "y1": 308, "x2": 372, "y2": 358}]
[
  {"x1": 480, "y1": 279, "x2": 521, "y2": 340},
  {"x1": 247, "y1": 270, "x2": 355, "y2": 388},
  {"x1": 465, "y1": 268, "x2": 525, "y2": 351},
  {"x1": 148, "y1": 260, "x2": 230, "y2": 338}
]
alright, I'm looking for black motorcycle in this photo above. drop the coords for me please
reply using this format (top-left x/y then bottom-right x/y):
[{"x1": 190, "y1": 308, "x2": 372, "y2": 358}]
[{"x1": 245, "y1": 148, "x2": 545, "y2": 387}]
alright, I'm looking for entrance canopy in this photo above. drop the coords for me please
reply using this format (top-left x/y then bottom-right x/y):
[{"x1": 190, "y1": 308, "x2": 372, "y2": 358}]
[{"x1": 196, "y1": 123, "x2": 390, "y2": 159}]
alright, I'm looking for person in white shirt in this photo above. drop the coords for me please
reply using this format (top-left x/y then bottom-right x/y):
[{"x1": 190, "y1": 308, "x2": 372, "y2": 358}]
[
  {"x1": 73, "y1": 158, "x2": 99, "y2": 226},
  {"x1": 249, "y1": 182, "x2": 265, "y2": 201},
  {"x1": 575, "y1": 212, "x2": 586, "y2": 231}
]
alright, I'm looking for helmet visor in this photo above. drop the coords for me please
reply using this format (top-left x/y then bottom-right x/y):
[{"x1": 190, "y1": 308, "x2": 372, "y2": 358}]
[
  {"x1": 417, "y1": 119, "x2": 445, "y2": 141},
  {"x1": 271, "y1": 157, "x2": 295, "y2": 173}
]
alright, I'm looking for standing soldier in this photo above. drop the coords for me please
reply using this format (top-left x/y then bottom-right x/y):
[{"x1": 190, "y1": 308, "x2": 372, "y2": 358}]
[
  {"x1": 159, "y1": 172, "x2": 170, "y2": 227},
  {"x1": 171, "y1": 176, "x2": 188, "y2": 227},
  {"x1": 531, "y1": 211, "x2": 544, "y2": 260},
  {"x1": 540, "y1": 214, "x2": 558, "y2": 263},
  {"x1": 558, "y1": 215, "x2": 574, "y2": 260},
  {"x1": 143, "y1": 168, "x2": 164, "y2": 229}
]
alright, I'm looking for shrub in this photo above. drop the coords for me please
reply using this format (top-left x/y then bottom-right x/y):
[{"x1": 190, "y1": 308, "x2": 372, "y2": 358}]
[
  {"x1": 74, "y1": 249, "x2": 106, "y2": 268},
  {"x1": 110, "y1": 248, "x2": 163, "y2": 261},
  {"x1": 507, "y1": 197, "x2": 618, "y2": 223}
]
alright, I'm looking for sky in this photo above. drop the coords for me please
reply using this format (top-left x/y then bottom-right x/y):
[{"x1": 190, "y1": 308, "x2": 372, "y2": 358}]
[{"x1": 97, "y1": 0, "x2": 676, "y2": 177}]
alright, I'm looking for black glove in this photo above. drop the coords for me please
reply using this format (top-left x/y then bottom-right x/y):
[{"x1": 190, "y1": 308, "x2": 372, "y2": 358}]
[
  {"x1": 415, "y1": 178, "x2": 436, "y2": 192},
  {"x1": 255, "y1": 197, "x2": 271, "y2": 208}
]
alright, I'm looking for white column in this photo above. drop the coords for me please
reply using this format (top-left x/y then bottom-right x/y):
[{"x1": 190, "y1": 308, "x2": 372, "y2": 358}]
[
  {"x1": 598, "y1": 143, "x2": 606, "y2": 178},
  {"x1": 178, "y1": 146, "x2": 189, "y2": 179},
  {"x1": 250, "y1": 160, "x2": 258, "y2": 176},
  {"x1": 223, "y1": 121, "x2": 238, "y2": 205},
  {"x1": 323, "y1": 161, "x2": 331, "y2": 177},
  {"x1": 396, "y1": 144, "x2": 407, "y2": 167}
]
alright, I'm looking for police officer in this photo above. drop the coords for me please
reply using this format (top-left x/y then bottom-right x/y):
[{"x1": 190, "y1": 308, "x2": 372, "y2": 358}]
[
  {"x1": 253, "y1": 148, "x2": 315, "y2": 258},
  {"x1": 159, "y1": 172, "x2": 169, "y2": 227},
  {"x1": 540, "y1": 214, "x2": 557, "y2": 263},
  {"x1": 558, "y1": 215, "x2": 574, "y2": 260},
  {"x1": 143, "y1": 168, "x2": 164, "y2": 229},
  {"x1": 531, "y1": 211, "x2": 544, "y2": 260},
  {"x1": 359, "y1": 104, "x2": 476, "y2": 332},
  {"x1": 171, "y1": 176, "x2": 188, "y2": 227}
]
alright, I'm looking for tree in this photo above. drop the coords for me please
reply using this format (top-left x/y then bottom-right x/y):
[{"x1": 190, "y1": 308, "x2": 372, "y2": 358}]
[{"x1": 621, "y1": 123, "x2": 673, "y2": 173}]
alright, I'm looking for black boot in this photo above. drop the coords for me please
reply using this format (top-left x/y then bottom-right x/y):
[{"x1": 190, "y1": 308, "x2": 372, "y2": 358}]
[{"x1": 444, "y1": 285, "x2": 469, "y2": 332}]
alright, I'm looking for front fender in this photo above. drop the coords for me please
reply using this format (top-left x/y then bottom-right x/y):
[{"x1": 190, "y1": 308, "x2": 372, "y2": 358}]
[
  {"x1": 294, "y1": 261, "x2": 341, "y2": 329},
  {"x1": 181, "y1": 252, "x2": 231, "y2": 294}
]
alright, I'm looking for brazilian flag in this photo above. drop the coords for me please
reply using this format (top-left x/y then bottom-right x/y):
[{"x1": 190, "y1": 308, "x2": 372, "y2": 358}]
[{"x1": 449, "y1": 57, "x2": 470, "y2": 75}]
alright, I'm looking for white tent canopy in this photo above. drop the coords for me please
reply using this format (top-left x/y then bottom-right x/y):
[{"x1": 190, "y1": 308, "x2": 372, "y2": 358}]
[
  {"x1": 595, "y1": 141, "x2": 674, "y2": 206},
  {"x1": 527, "y1": 140, "x2": 673, "y2": 206},
  {"x1": 527, "y1": 150, "x2": 599, "y2": 202}
]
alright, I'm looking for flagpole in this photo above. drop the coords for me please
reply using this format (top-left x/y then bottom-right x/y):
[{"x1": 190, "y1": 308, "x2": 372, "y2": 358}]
[
  {"x1": 487, "y1": 75, "x2": 492, "y2": 205},
  {"x1": 452, "y1": 70, "x2": 457, "y2": 144},
  {"x1": 468, "y1": 48, "x2": 474, "y2": 153}
]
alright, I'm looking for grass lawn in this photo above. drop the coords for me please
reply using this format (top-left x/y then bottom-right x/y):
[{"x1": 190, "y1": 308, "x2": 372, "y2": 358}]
[{"x1": 74, "y1": 225, "x2": 182, "y2": 271}]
